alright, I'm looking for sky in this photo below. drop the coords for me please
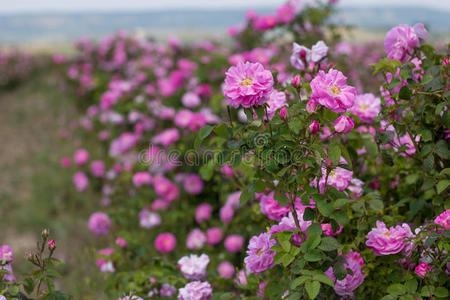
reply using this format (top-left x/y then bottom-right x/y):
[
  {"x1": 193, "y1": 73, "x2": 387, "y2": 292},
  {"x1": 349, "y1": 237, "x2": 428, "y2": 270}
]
[{"x1": 0, "y1": 0, "x2": 448, "y2": 13}]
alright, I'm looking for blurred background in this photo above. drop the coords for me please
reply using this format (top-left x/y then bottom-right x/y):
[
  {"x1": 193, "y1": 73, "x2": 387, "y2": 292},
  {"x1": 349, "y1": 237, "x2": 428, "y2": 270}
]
[
  {"x1": 0, "y1": 0, "x2": 448, "y2": 298},
  {"x1": 0, "y1": 0, "x2": 449, "y2": 51}
]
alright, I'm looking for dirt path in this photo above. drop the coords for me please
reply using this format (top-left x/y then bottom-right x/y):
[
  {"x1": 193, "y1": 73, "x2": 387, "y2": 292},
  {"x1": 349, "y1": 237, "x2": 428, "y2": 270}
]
[{"x1": 0, "y1": 74, "x2": 106, "y2": 298}]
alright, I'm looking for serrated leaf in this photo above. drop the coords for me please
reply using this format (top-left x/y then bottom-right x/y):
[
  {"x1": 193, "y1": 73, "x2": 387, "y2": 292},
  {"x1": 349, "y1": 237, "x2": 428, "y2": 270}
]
[
  {"x1": 328, "y1": 144, "x2": 341, "y2": 165},
  {"x1": 437, "y1": 180, "x2": 450, "y2": 194},
  {"x1": 318, "y1": 236, "x2": 340, "y2": 251},
  {"x1": 305, "y1": 281, "x2": 321, "y2": 299}
]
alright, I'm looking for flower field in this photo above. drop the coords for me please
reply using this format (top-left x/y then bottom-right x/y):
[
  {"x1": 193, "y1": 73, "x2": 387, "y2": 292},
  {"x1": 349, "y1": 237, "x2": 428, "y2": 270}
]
[{"x1": 0, "y1": 0, "x2": 449, "y2": 299}]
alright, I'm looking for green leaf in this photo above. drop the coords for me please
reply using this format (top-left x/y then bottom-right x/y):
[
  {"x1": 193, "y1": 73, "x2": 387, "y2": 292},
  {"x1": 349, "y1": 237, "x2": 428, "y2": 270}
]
[
  {"x1": 437, "y1": 180, "x2": 450, "y2": 194},
  {"x1": 289, "y1": 119, "x2": 303, "y2": 135},
  {"x1": 387, "y1": 283, "x2": 406, "y2": 295},
  {"x1": 399, "y1": 86, "x2": 412, "y2": 100},
  {"x1": 328, "y1": 144, "x2": 341, "y2": 165},
  {"x1": 305, "y1": 281, "x2": 320, "y2": 300},
  {"x1": 213, "y1": 124, "x2": 229, "y2": 138},
  {"x1": 301, "y1": 233, "x2": 321, "y2": 251},
  {"x1": 369, "y1": 199, "x2": 384, "y2": 211},
  {"x1": 435, "y1": 140, "x2": 450, "y2": 159},
  {"x1": 291, "y1": 276, "x2": 309, "y2": 289},
  {"x1": 304, "y1": 249, "x2": 323, "y2": 262},
  {"x1": 404, "y1": 279, "x2": 417, "y2": 293},
  {"x1": 306, "y1": 223, "x2": 323, "y2": 236},
  {"x1": 282, "y1": 253, "x2": 296, "y2": 266},
  {"x1": 312, "y1": 273, "x2": 334, "y2": 287},
  {"x1": 434, "y1": 287, "x2": 449, "y2": 298},
  {"x1": 199, "y1": 125, "x2": 214, "y2": 140},
  {"x1": 318, "y1": 236, "x2": 341, "y2": 251}
]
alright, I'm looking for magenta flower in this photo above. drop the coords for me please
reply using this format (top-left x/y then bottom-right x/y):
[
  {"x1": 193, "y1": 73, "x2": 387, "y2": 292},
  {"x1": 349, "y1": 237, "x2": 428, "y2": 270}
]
[
  {"x1": 74, "y1": 148, "x2": 89, "y2": 165},
  {"x1": 224, "y1": 235, "x2": 245, "y2": 253},
  {"x1": 184, "y1": 174, "x2": 204, "y2": 195},
  {"x1": 334, "y1": 116, "x2": 354, "y2": 133},
  {"x1": 266, "y1": 90, "x2": 287, "y2": 120},
  {"x1": 244, "y1": 232, "x2": 276, "y2": 274},
  {"x1": 152, "y1": 128, "x2": 179, "y2": 147},
  {"x1": 217, "y1": 261, "x2": 235, "y2": 279},
  {"x1": 178, "y1": 254, "x2": 210, "y2": 280},
  {"x1": 253, "y1": 15, "x2": 278, "y2": 31},
  {"x1": 88, "y1": 212, "x2": 111, "y2": 236},
  {"x1": 175, "y1": 109, "x2": 193, "y2": 128},
  {"x1": 132, "y1": 172, "x2": 152, "y2": 187},
  {"x1": 186, "y1": 229, "x2": 206, "y2": 250},
  {"x1": 276, "y1": 4, "x2": 295, "y2": 24},
  {"x1": 384, "y1": 24, "x2": 421, "y2": 63},
  {"x1": 195, "y1": 203, "x2": 212, "y2": 223},
  {"x1": 160, "y1": 284, "x2": 176, "y2": 297},
  {"x1": 325, "y1": 250, "x2": 365, "y2": 296},
  {"x1": 434, "y1": 209, "x2": 450, "y2": 230},
  {"x1": 290, "y1": 41, "x2": 328, "y2": 70},
  {"x1": 182, "y1": 92, "x2": 201, "y2": 108},
  {"x1": 310, "y1": 69, "x2": 356, "y2": 113},
  {"x1": 318, "y1": 167, "x2": 353, "y2": 192},
  {"x1": 139, "y1": 208, "x2": 161, "y2": 229},
  {"x1": 270, "y1": 211, "x2": 311, "y2": 246},
  {"x1": 365, "y1": 221, "x2": 415, "y2": 256},
  {"x1": 415, "y1": 262, "x2": 432, "y2": 278},
  {"x1": 206, "y1": 227, "x2": 223, "y2": 245},
  {"x1": 154, "y1": 233, "x2": 176, "y2": 253},
  {"x1": 0, "y1": 245, "x2": 14, "y2": 263},
  {"x1": 178, "y1": 281, "x2": 212, "y2": 300},
  {"x1": 223, "y1": 61, "x2": 274, "y2": 108},
  {"x1": 259, "y1": 192, "x2": 290, "y2": 221},
  {"x1": 115, "y1": 237, "x2": 127, "y2": 248},
  {"x1": 350, "y1": 93, "x2": 381, "y2": 123},
  {"x1": 90, "y1": 160, "x2": 105, "y2": 177}
]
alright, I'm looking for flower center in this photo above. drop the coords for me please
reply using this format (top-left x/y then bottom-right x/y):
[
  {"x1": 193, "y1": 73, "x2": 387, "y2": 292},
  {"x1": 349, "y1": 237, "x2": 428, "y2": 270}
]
[
  {"x1": 330, "y1": 85, "x2": 341, "y2": 95},
  {"x1": 241, "y1": 78, "x2": 253, "y2": 86},
  {"x1": 359, "y1": 104, "x2": 368, "y2": 111},
  {"x1": 329, "y1": 170, "x2": 336, "y2": 177},
  {"x1": 384, "y1": 232, "x2": 391, "y2": 237},
  {"x1": 257, "y1": 249, "x2": 263, "y2": 256}
]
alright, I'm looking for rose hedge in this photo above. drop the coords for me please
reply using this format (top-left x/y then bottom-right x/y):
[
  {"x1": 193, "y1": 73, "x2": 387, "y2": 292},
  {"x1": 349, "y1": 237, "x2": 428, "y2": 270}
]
[{"x1": 1, "y1": 0, "x2": 449, "y2": 299}]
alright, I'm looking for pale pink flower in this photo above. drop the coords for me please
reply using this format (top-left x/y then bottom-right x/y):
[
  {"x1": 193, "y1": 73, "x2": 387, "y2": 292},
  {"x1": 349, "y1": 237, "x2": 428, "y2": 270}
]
[{"x1": 178, "y1": 254, "x2": 210, "y2": 280}]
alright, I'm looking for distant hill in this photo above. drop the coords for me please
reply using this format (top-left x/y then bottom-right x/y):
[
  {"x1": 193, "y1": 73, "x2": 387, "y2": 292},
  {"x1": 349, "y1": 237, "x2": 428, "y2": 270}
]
[{"x1": 0, "y1": 6, "x2": 448, "y2": 45}]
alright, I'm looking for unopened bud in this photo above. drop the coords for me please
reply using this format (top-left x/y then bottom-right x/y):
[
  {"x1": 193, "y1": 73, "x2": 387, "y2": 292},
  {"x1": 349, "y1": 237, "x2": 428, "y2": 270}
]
[
  {"x1": 292, "y1": 75, "x2": 301, "y2": 88},
  {"x1": 41, "y1": 229, "x2": 49, "y2": 240},
  {"x1": 309, "y1": 120, "x2": 320, "y2": 133},
  {"x1": 48, "y1": 240, "x2": 56, "y2": 251},
  {"x1": 306, "y1": 100, "x2": 317, "y2": 114},
  {"x1": 279, "y1": 107, "x2": 288, "y2": 120}
]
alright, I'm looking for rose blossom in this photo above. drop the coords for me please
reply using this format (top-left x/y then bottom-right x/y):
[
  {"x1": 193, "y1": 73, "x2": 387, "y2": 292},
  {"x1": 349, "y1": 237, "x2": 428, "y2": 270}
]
[
  {"x1": 317, "y1": 167, "x2": 353, "y2": 192},
  {"x1": 384, "y1": 24, "x2": 423, "y2": 63},
  {"x1": 206, "y1": 227, "x2": 223, "y2": 245},
  {"x1": 224, "y1": 235, "x2": 245, "y2": 253},
  {"x1": 0, "y1": 245, "x2": 13, "y2": 263},
  {"x1": 325, "y1": 250, "x2": 365, "y2": 296},
  {"x1": 88, "y1": 212, "x2": 111, "y2": 236},
  {"x1": 132, "y1": 172, "x2": 152, "y2": 187},
  {"x1": 178, "y1": 254, "x2": 210, "y2": 280},
  {"x1": 266, "y1": 90, "x2": 287, "y2": 120},
  {"x1": 90, "y1": 160, "x2": 105, "y2": 177},
  {"x1": 139, "y1": 208, "x2": 161, "y2": 229},
  {"x1": 115, "y1": 237, "x2": 127, "y2": 247},
  {"x1": 152, "y1": 128, "x2": 180, "y2": 147},
  {"x1": 178, "y1": 281, "x2": 212, "y2": 300},
  {"x1": 74, "y1": 148, "x2": 89, "y2": 165},
  {"x1": 276, "y1": 4, "x2": 295, "y2": 24},
  {"x1": 434, "y1": 209, "x2": 450, "y2": 230},
  {"x1": 154, "y1": 233, "x2": 176, "y2": 253},
  {"x1": 186, "y1": 229, "x2": 206, "y2": 250},
  {"x1": 334, "y1": 115, "x2": 354, "y2": 133},
  {"x1": 160, "y1": 284, "x2": 176, "y2": 297},
  {"x1": 350, "y1": 93, "x2": 381, "y2": 123},
  {"x1": 195, "y1": 203, "x2": 212, "y2": 223},
  {"x1": 310, "y1": 69, "x2": 356, "y2": 113},
  {"x1": 184, "y1": 174, "x2": 204, "y2": 195},
  {"x1": 244, "y1": 232, "x2": 276, "y2": 274},
  {"x1": 217, "y1": 261, "x2": 235, "y2": 279},
  {"x1": 182, "y1": 92, "x2": 201, "y2": 108},
  {"x1": 223, "y1": 61, "x2": 274, "y2": 108},
  {"x1": 366, "y1": 221, "x2": 415, "y2": 256},
  {"x1": 73, "y1": 171, "x2": 89, "y2": 191}
]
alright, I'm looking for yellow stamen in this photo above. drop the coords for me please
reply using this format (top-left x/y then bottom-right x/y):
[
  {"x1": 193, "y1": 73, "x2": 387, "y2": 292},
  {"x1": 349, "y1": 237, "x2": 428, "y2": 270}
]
[
  {"x1": 241, "y1": 78, "x2": 253, "y2": 86},
  {"x1": 329, "y1": 170, "x2": 336, "y2": 177},
  {"x1": 330, "y1": 85, "x2": 341, "y2": 95},
  {"x1": 257, "y1": 249, "x2": 263, "y2": 256},
  {"x1": 359, "y1": 104, "x2": 368, "y2": 111}
]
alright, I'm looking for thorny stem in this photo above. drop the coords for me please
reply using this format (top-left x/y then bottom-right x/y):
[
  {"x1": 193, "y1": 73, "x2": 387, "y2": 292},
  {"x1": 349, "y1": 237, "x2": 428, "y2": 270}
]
[{"x1": 288, "y1": 185, "x2": 305, "y2": 241}]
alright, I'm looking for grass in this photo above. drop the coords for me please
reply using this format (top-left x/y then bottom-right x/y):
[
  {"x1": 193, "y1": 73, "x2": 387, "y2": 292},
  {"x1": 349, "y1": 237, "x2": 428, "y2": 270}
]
[{"x1": 0, "y1": 72, "x2": 108, "y2": 298}]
